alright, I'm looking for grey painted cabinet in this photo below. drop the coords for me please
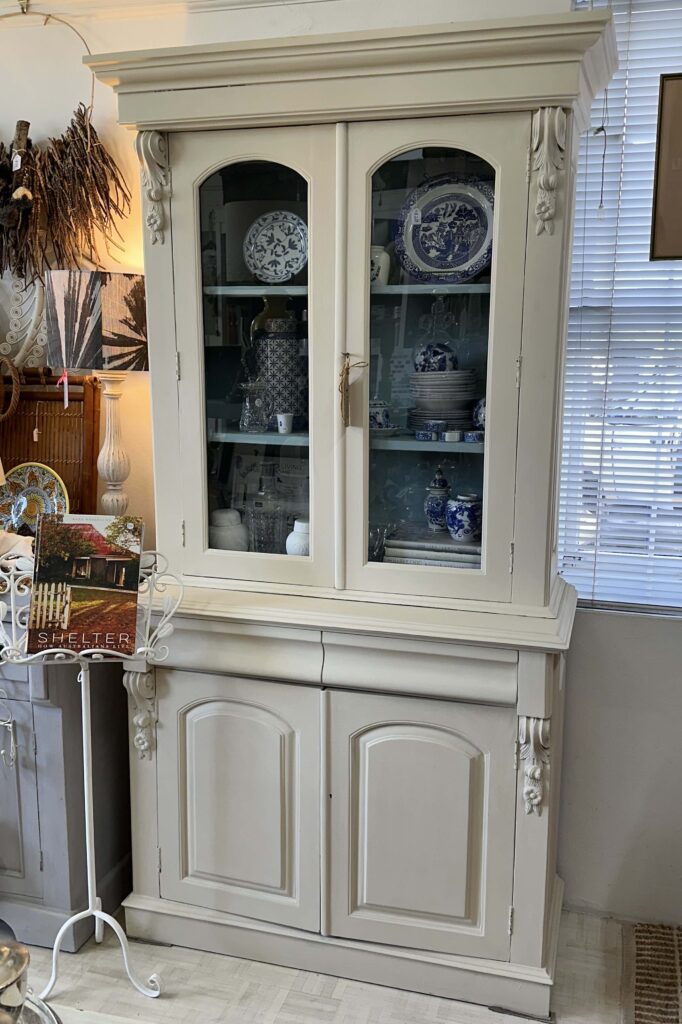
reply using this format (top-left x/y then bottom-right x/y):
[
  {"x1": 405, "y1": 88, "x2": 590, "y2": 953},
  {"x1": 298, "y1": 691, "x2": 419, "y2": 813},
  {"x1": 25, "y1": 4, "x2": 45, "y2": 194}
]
[
  {"x1": 157, "y1": 671, "x2": 320, "y2": 932},
  {"x1": 327, "y1": 690, "x2": 517, "y2": 959},
  {"x1": 0, "y1": 663, "x2": 131, "y2": 950}
]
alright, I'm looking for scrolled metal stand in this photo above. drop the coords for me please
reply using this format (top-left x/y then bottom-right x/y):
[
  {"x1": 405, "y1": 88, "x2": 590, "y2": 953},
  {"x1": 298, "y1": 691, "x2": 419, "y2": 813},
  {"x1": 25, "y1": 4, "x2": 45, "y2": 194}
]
[{"x1": 0, "y1": 551, "x2": 183, "y2": 1002}]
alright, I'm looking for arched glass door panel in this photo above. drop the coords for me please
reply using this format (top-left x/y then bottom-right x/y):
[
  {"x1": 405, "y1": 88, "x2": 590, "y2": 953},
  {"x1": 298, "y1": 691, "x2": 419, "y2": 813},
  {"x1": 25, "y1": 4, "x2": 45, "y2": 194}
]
[
  {"x1": 200, "y1": 160, "x2": 310, "y2": 558},
  {"x1": 367, "y1": 146, "x2": 493, "y2": 572}
]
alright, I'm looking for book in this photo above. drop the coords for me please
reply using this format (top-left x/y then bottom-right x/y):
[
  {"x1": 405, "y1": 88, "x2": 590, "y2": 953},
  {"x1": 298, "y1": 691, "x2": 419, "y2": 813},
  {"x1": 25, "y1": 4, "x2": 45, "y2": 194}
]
[
  {"x1": 27, "y1": 514, "x2": 144, "y2": 656},
  {"x1": 383, "y1": 545, "x2": 480, "y2": 564},
  {"x1": 384, "y1": 556, "x2": 481, "y2": 569}
]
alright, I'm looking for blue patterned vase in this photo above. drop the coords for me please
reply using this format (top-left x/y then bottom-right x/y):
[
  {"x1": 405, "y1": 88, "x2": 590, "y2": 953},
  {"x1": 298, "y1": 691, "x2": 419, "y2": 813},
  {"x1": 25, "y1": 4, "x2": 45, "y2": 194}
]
[
  {"x1": 423, "y1": 467, "x2": 450, "y2": 532},
  {"x1": 446, "y1": 493, "x2": 482, "y2": 543},
  {"x1": 473, "y1": 396, "x2": 486, "y2": 429}
]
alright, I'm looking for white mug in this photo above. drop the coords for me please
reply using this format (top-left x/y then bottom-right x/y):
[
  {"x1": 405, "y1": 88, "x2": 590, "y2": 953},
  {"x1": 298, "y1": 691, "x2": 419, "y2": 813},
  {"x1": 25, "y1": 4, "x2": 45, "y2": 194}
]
[{"x1": 277, "y1": 412, "x2": 294, "y2": 434}]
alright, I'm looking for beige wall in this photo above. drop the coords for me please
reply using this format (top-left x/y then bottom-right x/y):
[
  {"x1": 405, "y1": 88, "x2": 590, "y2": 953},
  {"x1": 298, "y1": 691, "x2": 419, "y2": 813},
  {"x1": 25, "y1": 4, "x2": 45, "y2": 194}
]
[{"x1": 4, "y1": 0, "x2": 681, "y2": 927}]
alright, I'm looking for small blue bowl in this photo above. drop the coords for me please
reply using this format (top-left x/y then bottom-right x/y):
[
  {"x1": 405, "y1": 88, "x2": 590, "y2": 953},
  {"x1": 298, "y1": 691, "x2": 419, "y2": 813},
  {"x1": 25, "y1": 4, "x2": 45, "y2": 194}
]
[
  {"x1": 424, "y1": 419, "x2": 447, "y2": 433},
  {"x1": 464, "y1": 430, "x2": 485, "y2": 443},
  {"x1": 415, "y1": 430, "x2": 434, "y2": 441}
]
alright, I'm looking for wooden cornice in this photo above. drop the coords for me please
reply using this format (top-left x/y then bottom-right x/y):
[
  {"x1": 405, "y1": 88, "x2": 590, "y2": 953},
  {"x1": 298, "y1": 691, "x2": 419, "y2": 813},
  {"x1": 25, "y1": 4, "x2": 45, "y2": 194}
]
[{"x1": 87, "y1": 11, "x2": 617, "y2": 132}]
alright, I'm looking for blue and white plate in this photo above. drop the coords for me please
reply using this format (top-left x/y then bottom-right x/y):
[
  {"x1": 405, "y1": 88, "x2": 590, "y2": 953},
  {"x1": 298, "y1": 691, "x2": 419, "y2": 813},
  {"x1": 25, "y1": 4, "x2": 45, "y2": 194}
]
[
  {"x1": 395, "y1": 175, "x2": 494, "y2": 284},
  {"x1": 243, "y1": 210, "x2": 308, "y2": 284}
]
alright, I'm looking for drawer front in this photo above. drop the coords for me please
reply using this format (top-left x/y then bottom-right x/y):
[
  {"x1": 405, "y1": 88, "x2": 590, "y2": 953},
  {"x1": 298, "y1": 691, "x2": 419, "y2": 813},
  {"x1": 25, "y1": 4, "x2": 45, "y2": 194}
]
[{"x1": 327, "y1": 688, "x2": 516, "y2": 959}]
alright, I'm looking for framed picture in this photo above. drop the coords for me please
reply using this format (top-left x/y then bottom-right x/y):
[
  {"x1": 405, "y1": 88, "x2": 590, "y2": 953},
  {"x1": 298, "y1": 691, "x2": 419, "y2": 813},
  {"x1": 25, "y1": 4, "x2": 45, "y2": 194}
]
[{"x1": 651, "y1": 73, "x2": 682, "y2": 260}]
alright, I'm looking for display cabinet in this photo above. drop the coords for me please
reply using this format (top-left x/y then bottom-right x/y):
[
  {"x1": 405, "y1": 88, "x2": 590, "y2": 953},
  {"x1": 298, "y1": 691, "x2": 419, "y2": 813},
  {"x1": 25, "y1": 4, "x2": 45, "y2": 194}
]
[{"x1": 91, "y1": 11, "x2": 616, "y2": 1017}]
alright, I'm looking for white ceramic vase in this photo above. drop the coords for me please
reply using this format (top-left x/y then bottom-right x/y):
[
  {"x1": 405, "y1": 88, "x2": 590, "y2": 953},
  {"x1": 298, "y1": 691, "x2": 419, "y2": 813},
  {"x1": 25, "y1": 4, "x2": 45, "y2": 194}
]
[{"x1": 286, "y1": 516, "x2": 310, "y2": 556}]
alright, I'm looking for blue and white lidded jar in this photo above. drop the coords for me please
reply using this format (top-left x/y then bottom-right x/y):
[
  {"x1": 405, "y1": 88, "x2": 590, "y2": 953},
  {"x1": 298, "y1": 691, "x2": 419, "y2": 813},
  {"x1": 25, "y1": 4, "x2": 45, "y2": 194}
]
[
  {"x1": 369, "y1": 395, "x2": 392, "y2": 430},
  {"x1": 446, "y1": 493, "x2": 482, "y2": 543},
  {"x1": 424, "y1": 467, "x2": 451, "y2": 532}
]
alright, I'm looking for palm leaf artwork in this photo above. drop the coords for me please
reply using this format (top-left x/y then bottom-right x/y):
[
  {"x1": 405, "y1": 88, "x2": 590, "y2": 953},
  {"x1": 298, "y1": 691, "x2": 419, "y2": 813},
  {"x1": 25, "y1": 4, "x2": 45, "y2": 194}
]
[
  {"x1": 45, "y1": 270, "x2": 103, "y2": 370},
  {"x1": 101, "y1": 273, "x2": 149, "y2": 371}
]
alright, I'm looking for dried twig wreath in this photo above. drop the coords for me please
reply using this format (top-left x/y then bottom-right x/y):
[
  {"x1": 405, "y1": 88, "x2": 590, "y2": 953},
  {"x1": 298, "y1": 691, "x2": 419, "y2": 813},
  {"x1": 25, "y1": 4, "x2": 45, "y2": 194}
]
[{"x1": 0, "y1": 10, "x2": 131, "y2": 282}]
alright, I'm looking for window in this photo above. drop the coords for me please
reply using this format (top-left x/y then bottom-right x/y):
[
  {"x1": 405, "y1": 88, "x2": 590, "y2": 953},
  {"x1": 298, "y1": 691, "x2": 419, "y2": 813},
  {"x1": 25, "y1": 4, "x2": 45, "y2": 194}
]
[{"x1": 559, "y1": 0, "x2": 682, "y2": 609}]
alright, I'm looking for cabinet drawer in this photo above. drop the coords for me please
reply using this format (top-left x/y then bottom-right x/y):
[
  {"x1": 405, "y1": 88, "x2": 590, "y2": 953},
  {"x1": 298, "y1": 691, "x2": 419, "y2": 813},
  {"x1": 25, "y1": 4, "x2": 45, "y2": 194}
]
[
  {"x1": 327, "y1": 689, "x2": 515, "y2": 959},
  {"x1": 157, "y1": 670, "x2": 320, "y2": 932}
]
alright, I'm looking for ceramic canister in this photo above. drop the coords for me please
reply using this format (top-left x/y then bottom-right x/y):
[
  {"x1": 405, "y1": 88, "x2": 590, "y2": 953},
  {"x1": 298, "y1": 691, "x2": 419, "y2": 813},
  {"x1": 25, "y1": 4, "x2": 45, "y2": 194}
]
[
  {"x1": 209, "y1": 508, "x2": 249, "y2": 551},
  {"x1": 446, "y1": 493, "x2": 482, "y2": 543},
  {"x1": 251, "y1": 299, "x2": 308, "y2": 431},
  {"x1": 424, "y1": 467, "x2": 450, "y2": 532},
  {"x1": 286, "y1": 516, "x2": 310, "y2": 556}
]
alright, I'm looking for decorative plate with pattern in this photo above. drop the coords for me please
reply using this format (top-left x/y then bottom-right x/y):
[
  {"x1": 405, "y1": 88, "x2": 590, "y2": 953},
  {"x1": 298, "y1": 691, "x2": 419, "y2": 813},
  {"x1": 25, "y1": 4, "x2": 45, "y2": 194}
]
[
  {"x1": 243, "y1": 210, "x2": 308, "y2": 284},
  {"x1": 0, "y1": 462, "x2": 69, "y2": 534},
  {"x1": 395, "y1": 175, "x2": 494, "y2": 284}
]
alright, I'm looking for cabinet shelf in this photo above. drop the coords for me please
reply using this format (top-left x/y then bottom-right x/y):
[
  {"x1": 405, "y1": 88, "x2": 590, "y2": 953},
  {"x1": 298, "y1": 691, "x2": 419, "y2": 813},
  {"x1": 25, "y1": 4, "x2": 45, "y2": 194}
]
[
  {"x1": 371, "y1": 284, "x2": 491, "y2": 295},
  {"x1": 371, "y1": 435, "x2": 484, "y2": 454},
  {"x1": 204, "y1": 285, "x2": 308, "y2": 297},
  {"x1": 209, "y1": 430, "x2": 310, "y2": 447}
]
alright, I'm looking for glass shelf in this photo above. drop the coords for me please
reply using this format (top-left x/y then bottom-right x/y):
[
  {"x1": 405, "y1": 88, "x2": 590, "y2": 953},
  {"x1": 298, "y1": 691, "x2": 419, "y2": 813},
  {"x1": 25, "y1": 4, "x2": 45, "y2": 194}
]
[
  {"x1": 209, "y1": 430, "x2": 310, "y2": 447},
  {"x1": 204, "y1": 285, "x2": 308, "y2": 297},
  {"x1": 371, "y1": 284, "x2": 491, "y2": 295},
  {"x1": 370, "y1": 436, "x2": 484, "y2": 454}
]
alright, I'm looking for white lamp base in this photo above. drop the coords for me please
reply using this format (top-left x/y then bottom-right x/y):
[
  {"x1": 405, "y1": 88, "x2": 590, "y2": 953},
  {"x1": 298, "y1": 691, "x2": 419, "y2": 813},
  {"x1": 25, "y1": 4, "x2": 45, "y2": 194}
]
[{"x1": 97, "y1": 371, "x2": 130, "y2": 514}]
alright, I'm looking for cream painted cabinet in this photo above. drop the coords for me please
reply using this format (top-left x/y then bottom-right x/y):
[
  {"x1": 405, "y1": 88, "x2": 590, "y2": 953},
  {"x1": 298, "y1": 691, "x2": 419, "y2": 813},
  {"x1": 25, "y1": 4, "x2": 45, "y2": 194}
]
[
  {"x1": 156, "y1": 671, "x2": 320, "y2": 931},
  {"x1": 93, "y1": 11, "x2": 616, "y2": 1016},
  {"x1": 327, "y1": 689, "x2": 516, "y2": 959}
]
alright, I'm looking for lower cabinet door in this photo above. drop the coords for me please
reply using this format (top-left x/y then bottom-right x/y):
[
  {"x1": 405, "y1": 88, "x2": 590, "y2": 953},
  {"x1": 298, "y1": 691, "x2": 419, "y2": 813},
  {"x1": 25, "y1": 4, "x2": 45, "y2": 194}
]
[
  {"x1": 157, "y1": 671, "x2": 320, "y2": 932},
  {"x1": 327, "y1": 689, "x2": 516, "y2": 959},
  {"x1": 0, "y1": 698, "x2": 43, "y2": 900}
]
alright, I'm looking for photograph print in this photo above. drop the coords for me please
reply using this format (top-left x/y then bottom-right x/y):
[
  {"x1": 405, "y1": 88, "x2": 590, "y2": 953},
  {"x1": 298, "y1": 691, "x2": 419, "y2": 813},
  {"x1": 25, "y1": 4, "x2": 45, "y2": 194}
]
[
  {"x1": 45, "y1": 270, "x2": 148, "y2": 372},
  {"x1": 27, "y1": 513, "x2": 144, "y2": 655}
]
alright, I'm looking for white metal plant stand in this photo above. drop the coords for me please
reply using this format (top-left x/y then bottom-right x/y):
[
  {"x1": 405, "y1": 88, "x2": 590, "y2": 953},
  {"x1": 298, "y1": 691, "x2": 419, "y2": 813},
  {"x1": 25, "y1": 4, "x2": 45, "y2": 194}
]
[{"x1": 0, "y1": 551, "x2": 183, "y2": 1002}]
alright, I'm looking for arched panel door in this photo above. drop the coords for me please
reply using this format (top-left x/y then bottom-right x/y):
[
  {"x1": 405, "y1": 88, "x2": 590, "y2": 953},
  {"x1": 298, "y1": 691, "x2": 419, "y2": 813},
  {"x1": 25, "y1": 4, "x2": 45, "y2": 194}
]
[
  {"x1": 344, "y1": 113, "x2": 531, "y2": 602},
  {"x1": 169, "y1": 125, "x2": 336, "y2": 586},
  {"x1": 157, "y1": 671, "x2": 320, "y2": 931},
  {"x1": 328, "y1": 689, "x2": 516, "y2": 958}
]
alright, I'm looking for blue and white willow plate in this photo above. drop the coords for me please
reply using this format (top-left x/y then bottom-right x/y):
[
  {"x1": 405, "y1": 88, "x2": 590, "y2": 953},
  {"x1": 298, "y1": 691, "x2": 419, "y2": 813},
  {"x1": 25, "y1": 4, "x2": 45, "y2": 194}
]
[
  {"x1": 243, "y1": 210, "x2": 308, "y2": 284},
  {"x1": 395, "y1": 175, "x2": 494, "y2": 284}
]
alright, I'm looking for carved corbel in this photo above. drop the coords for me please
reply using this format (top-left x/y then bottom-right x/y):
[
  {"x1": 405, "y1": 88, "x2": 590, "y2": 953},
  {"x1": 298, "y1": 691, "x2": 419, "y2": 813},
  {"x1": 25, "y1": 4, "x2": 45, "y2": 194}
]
[
  {"x1": 123, "y1": 668, "x2": 157, "y2": 760},
  {"x1": 531, "y1": 107, "x2": 567, "y2": 236},
  {"x1": 135, "y1": 130, "x2": 170, "y2": 245},
  {"x1": 518, "y1": 716, "x2": 550, "y2": 815}
]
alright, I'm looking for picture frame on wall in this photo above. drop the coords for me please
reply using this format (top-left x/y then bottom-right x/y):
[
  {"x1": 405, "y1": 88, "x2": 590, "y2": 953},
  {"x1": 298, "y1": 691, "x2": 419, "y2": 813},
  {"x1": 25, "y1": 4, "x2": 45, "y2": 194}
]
[{"x1": 651, "y1": 73, "x2": 682, "y2": 260}]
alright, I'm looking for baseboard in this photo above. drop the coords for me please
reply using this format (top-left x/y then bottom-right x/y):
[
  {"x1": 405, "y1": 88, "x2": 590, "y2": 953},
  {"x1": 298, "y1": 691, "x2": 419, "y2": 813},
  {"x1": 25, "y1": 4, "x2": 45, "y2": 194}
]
[
  {"x1": 0, "y1": 853, "x2": 131, "y2": 952},
  {"x1": 123, "y1": 892, "x2": 554, "y2": 1017}
]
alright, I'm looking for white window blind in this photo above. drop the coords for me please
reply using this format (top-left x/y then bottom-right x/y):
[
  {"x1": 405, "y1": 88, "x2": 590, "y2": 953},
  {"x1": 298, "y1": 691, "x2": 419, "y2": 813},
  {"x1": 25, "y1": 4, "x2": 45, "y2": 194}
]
[{"x1": 559, "y1": 0, "x2": 682, "y2": 609}]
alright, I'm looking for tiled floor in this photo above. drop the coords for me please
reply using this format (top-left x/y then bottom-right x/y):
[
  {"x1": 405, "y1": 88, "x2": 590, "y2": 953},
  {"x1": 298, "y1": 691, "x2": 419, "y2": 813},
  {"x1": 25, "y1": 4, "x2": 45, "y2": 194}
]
[{"x1": 25, "y1": 911, "x2": 623, "y2": 1024}]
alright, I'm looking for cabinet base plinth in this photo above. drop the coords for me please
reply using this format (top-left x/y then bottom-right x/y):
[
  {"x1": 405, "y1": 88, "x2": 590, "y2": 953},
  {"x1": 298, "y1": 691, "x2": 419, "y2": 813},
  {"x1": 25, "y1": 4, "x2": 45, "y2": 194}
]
[{"x1": 123, "y1": 893, "x2": 557, "y2": 1017}]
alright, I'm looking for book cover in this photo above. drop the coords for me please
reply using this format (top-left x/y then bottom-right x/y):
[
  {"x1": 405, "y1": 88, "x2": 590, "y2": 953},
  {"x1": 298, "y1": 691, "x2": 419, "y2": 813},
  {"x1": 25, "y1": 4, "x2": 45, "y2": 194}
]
[{"x1": 27, "y1": 513, "x2": 144, "y2": 656}]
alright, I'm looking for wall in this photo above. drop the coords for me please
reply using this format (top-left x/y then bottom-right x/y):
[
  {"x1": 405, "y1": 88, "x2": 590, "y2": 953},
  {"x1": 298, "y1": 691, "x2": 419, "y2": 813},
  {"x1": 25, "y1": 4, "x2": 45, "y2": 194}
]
[
  {"x1": 2, "y1": 0, "x2": 681, "y2": 928},
  {"x1": 560, "y1": 608, "x2": 682, "y2": 925}
]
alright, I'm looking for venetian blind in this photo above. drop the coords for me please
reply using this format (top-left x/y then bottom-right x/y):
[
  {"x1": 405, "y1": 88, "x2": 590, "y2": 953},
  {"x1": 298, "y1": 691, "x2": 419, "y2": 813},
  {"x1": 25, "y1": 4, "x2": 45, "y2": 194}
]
[{"x1": 559, "y1": 0, "x2": 682, "y2": 608}]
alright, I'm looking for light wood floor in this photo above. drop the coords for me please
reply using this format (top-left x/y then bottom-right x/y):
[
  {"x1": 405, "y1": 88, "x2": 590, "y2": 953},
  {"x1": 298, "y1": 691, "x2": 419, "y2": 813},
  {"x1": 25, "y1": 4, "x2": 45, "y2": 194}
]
[{"x1": 25, "y1": 911, "x2": 623, "y2": 1024}]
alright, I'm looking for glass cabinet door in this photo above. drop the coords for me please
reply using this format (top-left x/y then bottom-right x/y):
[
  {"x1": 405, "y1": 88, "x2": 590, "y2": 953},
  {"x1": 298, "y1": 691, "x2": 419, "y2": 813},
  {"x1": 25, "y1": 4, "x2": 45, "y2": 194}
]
[
  {"x1": 170, "y1": 126, "x2": 336, "y2": 585},
  {"x1": 345, "y1": 114, "x2": 531, "y2": 601}
]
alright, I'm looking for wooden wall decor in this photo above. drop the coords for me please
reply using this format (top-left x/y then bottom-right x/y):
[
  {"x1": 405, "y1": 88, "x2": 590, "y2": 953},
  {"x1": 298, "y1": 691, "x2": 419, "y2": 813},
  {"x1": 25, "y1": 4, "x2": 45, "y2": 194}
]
[
  {"x1": 651, "y1": 74, "x2": 682, "y2": 260},
  {"x1": 0, "y1": 368, "x2": 101, "y2": 513}
]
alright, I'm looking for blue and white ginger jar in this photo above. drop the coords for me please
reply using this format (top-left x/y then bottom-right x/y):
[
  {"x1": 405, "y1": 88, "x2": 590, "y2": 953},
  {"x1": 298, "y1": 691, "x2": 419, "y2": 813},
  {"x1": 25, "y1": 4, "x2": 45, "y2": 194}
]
[
  {"x1": 446, "y1": 493, "x2": 482, "y2": 543},
  {"x1": 424, "y1": 467, "x2": 450, "y2": 532}
]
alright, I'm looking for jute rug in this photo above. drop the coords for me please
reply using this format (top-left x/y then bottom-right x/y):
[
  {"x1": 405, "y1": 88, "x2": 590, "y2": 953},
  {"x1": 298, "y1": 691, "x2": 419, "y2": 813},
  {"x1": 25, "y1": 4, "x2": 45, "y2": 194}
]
[{"x1": 622, "y1": 923, "x2": 682, "y2": 1024}]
